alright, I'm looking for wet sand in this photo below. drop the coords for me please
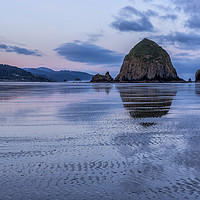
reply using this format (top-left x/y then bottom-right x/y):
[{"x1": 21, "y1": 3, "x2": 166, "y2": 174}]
[{"x1": 0, "y1": 82, "x2": 200, "y2": 200}]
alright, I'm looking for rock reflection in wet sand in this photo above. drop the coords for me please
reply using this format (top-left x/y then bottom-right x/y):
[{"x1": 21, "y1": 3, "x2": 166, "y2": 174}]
[{"x1": 117, "y1": 84, "x2": 177, "y2": 119}]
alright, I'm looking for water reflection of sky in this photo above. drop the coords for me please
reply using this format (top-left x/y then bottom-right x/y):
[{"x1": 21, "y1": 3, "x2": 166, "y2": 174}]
[
  {"x1": 1, "y1": 83, "x2": 200, "y2": 129},
  {"x1": 1, "y1": 83, "x2": 200, "y2": 199}
]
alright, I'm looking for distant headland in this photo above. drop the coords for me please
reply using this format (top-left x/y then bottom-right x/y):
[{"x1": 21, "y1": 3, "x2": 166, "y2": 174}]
[
  {"x1": 0, "y1": 64, "x2": 51, "y2": 82},
  {"x1": 0, "y1": 64, "x2": 93, "y2": 82}
]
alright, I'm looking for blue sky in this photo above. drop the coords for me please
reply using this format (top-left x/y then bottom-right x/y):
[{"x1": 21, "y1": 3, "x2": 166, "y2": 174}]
[{"x1": 0, "y1": 0, "x2": 200, "y2": 80}]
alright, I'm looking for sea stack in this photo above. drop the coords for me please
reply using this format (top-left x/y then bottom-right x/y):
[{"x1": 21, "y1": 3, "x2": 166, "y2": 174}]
[
  {"x1": 195, "y1": 69, "x2": 200, "y2": 82},
  {"x1": 115, "y1": 38, "x2": 183, "y2": 82},
  {"x1": 91, "y1": 71, "x2": 113, "y2": 82}
]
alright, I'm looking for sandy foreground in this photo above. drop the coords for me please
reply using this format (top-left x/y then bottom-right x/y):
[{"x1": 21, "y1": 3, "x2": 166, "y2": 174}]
[{"x1": 0, "y1": 82, "x2": 200, "y2": 200}]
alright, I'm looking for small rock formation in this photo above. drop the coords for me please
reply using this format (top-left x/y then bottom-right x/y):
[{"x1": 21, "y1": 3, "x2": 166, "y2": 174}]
[
  {"x1": 115, "y1": 38, "x2": 184, "y2": 82},
  {"x1": 91, "y1": 71, "x2": 113, "y2": 82},
  {"x1": 195, "y1": 69, "x2": 200, "y2": 82},
  {"x1": 75, "y1": 78, "x2": 81, "y2": 81}
]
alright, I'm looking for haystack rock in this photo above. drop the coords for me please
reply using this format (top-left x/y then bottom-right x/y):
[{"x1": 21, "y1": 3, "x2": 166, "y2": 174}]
[
  {"x1": 91, "y1": 71, "x2": 113, "y2": 82},
  {"x1": 115, "y1": 38, "x2": 184, "y2": 82},
  {"x1": 195, "y1": 69, "x2": 200, "y2": 82}
]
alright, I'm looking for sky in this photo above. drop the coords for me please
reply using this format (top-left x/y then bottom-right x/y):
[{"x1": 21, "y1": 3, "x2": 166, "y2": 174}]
[{"x1": 1, "y1": 0, "x2": 200, "y2": 80}]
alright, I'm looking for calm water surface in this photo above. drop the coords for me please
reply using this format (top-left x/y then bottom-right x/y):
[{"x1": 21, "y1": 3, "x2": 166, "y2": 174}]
[{"x1": 0, "y1": 82, "x2": 200, "y2": 200}]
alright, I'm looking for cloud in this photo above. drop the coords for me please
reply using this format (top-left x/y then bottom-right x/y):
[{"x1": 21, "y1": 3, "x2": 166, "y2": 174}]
[
  {"x1": 110, "y1": 6, "x2": 154, "y2": 32},
  {"x1": 171, "y1": 0, "x2": 200, "y2": 29},
  {"x1": 55, "y1": 41, "x2": 124, "y2": 66},
  {"x1": 160, "y1": 14, "x2": 177, "y2": 21},
  {"x1": 186, "y1": 15, "x2": 200, "y2": 29},
  {"x1": 111, "y1": 18, "x2": 154, "y2": 32},
  {"x1": 110, "y1": 5, "x2": 178, "y2": 32},
  {"x1": 145, "y1": 9, "x2": 158, "y2": 17},
  {"x1": 173, "y1": 0, "x2": 200, "y2": 13},
  {"x1": 87, "y1": 32, "x2": 104, "y2": 42},
  {"x1": 121, "y1": 6, "x2": 142, "y2": 17},
  {"x1": 175, "y1": 52, "x2": 191, "y2": 57},
  {"x1": 156, "y1": 32, "x2": 200, "y2": 49},
  {"x1": 0, "y1": 44, "x2": 42, "y2": 56}
]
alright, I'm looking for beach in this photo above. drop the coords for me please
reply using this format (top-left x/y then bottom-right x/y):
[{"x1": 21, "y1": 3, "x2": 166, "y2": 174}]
[{"x1": 0, "y1": 82, "x2": 200, "y2": 200}]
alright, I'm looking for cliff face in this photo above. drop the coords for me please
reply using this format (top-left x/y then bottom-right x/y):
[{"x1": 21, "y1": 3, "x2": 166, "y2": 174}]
[
  {"x1": 115, "y1": 38, "x2": 180, "y2": 82},
  {"x1": 195, "y1": 69, "x2": 200, "y2": 82},
  {"x1": 91, "y1": 71, "x2": 113, "y2": 82}
]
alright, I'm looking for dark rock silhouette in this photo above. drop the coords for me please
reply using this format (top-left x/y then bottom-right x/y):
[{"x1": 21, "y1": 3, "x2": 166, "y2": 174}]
[
  {"x1": 75, "y1": 78, "x2": 81, "y2": 81},
  {"x1": 91, "y1": 71, "x2": 113, "y2": 82},
  {"x1": 117, "y1": 84, "x2": 177, "y2": 118},
  {"x1": 195, "y1": 70, "x2": 200, "y2": 82},
  {"x1": 115, "y1": 38, "x2": 184, "y2": 82}
]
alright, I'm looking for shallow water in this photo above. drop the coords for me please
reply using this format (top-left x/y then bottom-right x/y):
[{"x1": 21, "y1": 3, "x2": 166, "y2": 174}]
[{"x1": 0, "y1": 82, "x2": 200, "y2": 200}]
